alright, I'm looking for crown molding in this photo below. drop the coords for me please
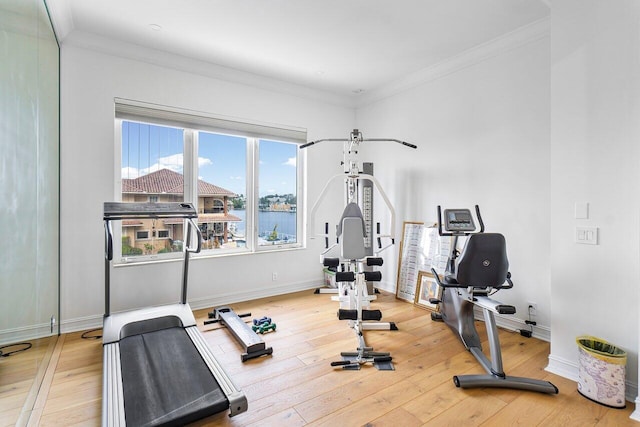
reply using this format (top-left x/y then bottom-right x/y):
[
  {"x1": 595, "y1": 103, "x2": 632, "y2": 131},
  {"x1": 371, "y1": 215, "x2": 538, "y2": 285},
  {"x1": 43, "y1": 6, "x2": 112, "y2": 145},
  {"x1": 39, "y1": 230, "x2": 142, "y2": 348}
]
[
  {"x1": 57, "y1": 15, "x2": 549, "y2": 111},
  {"x1": 45, "y1": 0, "x2": 74, "y2": 41},
  {"x1": 356, "y1": 17, "x2": 550, "y2": 108},
  {"x1": 62, "y1": 30, "x2": 357, "y2": 109}
]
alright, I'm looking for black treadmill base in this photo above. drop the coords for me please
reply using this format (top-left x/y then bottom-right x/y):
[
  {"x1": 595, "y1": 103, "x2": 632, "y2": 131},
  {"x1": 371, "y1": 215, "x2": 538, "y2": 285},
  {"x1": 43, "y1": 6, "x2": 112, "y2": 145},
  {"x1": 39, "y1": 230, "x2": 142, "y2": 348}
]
[{"x1": 119, "y1": 324, "x2": 229, "y2": 426}]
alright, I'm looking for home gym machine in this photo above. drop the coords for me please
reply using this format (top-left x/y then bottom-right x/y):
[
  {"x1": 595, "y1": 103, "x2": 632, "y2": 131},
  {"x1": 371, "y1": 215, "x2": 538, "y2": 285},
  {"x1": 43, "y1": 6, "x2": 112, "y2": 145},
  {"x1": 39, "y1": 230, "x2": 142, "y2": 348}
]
[
  {"x1": 301, "y1": 129, "x2": 416, "y2": 369},
  {"x1": 303, "y1": 128, "x2": 415, "y2": 305},
  {"x1": 429, "y1": 205, "x2": 558, "y2": 394},
  {"x1": 102, "y1": 203, "x2": 247, "y2": 426},
  {"x1": 204, "y1": 306, "x2": 273, "y2": 362},
  {"x1": 325, "y1": 202, "x2": 393, "y2": 370}
]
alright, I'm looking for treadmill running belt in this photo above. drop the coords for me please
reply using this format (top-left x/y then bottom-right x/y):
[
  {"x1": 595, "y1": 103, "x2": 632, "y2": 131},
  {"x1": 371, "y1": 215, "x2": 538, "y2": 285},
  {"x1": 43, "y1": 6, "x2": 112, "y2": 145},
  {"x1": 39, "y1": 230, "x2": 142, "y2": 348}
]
[{"x1": 119, "y1": 327, "x2": 228, "y2": 426}]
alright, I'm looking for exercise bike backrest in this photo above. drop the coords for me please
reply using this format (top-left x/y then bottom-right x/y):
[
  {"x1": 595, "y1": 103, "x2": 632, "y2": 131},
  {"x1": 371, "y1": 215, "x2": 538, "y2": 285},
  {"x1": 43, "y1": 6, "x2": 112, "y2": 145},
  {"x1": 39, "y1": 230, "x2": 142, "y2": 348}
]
[{"x1": 433, "y1": 205, "x2": 513, "y2": 290}]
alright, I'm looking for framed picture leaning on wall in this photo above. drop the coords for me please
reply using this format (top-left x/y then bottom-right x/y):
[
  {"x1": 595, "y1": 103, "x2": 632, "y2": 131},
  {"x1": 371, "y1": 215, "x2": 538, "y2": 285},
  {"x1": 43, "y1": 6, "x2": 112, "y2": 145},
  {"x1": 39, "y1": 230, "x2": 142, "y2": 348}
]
[{"x1": 414, "y1": 271, "x2": 441, "y2": 311}]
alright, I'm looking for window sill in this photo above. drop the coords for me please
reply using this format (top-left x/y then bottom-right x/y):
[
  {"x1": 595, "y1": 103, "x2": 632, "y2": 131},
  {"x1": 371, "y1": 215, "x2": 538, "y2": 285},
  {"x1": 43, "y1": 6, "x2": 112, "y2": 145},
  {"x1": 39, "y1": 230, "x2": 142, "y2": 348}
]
[{"x1": 113, "y1": 244, "x2": 305, "y2": 267}]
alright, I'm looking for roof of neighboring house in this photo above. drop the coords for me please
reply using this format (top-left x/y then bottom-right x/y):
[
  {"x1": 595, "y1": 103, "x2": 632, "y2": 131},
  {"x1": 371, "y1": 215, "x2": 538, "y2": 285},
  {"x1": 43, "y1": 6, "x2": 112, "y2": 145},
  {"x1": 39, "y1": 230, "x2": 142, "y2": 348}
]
[{"x1": 122, "y1": 168, "x2": 236, "y2": 197}]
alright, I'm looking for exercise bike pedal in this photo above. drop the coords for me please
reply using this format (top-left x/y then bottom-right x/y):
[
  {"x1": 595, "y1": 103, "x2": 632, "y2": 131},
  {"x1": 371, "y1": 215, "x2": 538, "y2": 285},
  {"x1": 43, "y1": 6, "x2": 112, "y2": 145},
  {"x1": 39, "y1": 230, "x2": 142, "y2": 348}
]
[
  {"x1": 428, "y1": 298, "x2": 441, "y2": 304},
  {"x1": 496, "y1": 304, "x2": 516, "y2": 315},
  {"x1": 431, "y1": 312, "x2": 443, "y2": 321}
]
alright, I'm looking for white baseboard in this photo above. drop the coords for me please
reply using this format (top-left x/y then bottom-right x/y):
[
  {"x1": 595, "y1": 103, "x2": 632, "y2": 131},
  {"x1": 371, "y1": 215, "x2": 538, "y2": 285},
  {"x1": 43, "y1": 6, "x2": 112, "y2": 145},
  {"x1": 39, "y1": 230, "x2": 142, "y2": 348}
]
[
  {"x1": 376, "y1": 280, "x2": 396, "y2": 294},
  {"x1": 472, "y1": 306, "x2": 551, "y2": 342},
  {"x1": 188, "y1": 279, "x2": 321, "y2": 311},
  {"x1": 0, "y1": 323, "x2": 54, "y2": 346},
  {"x1": 379, "y1": 281, "x2": 552, "y2": 342},
  {"x1": 630, "y1": 397, "x2": 640, "y2": 422},
  {"x1": 60, "y1": 314, "x2": 104, "y2": 335},
  {"x1": 56, "y1": 279, "x2": 323, "y2": 336},
  {"x1": 546, "y1": 353, "x2": 578, "y2": 382}
]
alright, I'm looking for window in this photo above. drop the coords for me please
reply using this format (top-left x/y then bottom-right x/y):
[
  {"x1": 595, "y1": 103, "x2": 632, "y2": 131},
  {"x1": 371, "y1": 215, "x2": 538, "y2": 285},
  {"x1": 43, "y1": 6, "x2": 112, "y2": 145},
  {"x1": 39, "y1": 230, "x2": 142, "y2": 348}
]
[
  {"x1": 258, "y1": 139, "x2": 298, "y2": 246},
  {"x1": 120, "y1": 121, "x2": 185, "y2": 259},
  {"x1": 197, "y1": 131, "x2": 246, "y2": 250},
  {"x1": 115, "y1": 99, "x2": 305, "y2": 263}
]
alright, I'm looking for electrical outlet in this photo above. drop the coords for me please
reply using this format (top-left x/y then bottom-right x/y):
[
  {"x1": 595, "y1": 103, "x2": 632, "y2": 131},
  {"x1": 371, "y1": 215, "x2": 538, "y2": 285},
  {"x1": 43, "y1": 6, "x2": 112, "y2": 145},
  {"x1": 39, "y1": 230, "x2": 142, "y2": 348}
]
[
  {"x1": 527, "y1": 302, "x2": 537, "y2": 316},
  {"x1": 272, "y1": 272, "x2": 278, "y2": 281}
]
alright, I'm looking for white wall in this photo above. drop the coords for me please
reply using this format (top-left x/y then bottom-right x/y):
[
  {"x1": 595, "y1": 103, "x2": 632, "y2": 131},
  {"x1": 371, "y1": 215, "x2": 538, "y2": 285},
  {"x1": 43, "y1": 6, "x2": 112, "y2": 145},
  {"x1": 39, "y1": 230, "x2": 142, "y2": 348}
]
[
  {"x1": 356, "y1": 35, "x2": 552, "y2": 337},
  {"x1": 58, "y1": 3, "x2": 640, "y2": 409},
  {"x1": 60, "y1": 44, "x2": 353, "y2": 331},
  {"x1": 548, "y1": 0, "x2": 640, "y2": 405},
  {"x1": 355, "y1": 2, "x2": 640, "y2": 404}
]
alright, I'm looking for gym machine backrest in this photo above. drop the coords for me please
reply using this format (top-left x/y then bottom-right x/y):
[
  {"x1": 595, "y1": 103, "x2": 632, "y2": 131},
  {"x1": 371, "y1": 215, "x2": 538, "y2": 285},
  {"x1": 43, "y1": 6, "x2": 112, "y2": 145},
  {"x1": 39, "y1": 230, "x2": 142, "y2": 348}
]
[{"x1": 338, "y1": 202, "x2": 367, "y2": 260}]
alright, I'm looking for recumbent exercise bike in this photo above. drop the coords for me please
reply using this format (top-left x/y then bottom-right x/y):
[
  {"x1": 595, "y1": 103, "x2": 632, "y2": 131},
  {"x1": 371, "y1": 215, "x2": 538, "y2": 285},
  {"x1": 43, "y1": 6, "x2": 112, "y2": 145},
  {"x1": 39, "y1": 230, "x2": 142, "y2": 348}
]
[{"x1": 429, "y1": 205, "x2": 558, "y2": 394}]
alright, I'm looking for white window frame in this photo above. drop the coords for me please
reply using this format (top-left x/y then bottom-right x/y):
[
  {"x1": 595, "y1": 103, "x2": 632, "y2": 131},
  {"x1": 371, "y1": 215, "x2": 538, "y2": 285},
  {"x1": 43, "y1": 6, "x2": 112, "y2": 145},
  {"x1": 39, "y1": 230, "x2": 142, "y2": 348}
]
[
  {"x1": 114, "y1": 99, "x2": 306, "y2": 264},
  {"x1": 254, "y1": 138, "x2": 304, "y2": 252}
]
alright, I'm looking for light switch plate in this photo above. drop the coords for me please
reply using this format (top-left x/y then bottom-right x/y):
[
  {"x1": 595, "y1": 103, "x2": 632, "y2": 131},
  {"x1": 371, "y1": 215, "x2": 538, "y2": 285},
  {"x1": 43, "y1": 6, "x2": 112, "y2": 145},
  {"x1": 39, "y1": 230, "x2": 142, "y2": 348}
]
[{"x1": 576, "y1": 226, "x2": 598, "y2": 245}]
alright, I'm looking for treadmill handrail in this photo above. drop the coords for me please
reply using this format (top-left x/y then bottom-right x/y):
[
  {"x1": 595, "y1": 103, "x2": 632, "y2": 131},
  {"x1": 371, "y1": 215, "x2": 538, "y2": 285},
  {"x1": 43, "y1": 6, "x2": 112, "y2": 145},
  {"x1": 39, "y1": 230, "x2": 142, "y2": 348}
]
[
  {"x1": 104, "y1": 202, "x2": 198, "y2": 220},
  {"x1": 103, "y1": 202, "x2": 200, "y2": 317},
  {"x1": 182, "y1": 218, "x2": 202, "y2": 304}
]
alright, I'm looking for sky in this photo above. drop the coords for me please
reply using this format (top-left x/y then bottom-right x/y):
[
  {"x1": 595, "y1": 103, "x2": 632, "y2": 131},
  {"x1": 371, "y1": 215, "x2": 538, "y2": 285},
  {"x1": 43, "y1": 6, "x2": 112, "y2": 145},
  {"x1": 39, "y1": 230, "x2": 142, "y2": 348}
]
[{"x1": 121, "y1": 121, "x2": 297, "y2": 197}]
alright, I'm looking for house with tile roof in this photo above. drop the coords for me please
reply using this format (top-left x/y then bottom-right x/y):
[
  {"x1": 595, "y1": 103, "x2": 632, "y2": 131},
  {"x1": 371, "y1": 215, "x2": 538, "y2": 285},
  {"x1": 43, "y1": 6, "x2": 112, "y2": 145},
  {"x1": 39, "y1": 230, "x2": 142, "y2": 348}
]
[{"x1": 121, "y1": 168, "x2": 242, "y2": 254}]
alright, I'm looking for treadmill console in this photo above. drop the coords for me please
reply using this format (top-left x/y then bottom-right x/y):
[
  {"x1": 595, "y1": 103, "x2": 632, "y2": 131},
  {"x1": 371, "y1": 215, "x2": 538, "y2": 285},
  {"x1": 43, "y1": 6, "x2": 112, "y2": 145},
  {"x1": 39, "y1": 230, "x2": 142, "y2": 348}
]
[{"x1": 443, "y1": 209, "x2": 476, "y2": 233}]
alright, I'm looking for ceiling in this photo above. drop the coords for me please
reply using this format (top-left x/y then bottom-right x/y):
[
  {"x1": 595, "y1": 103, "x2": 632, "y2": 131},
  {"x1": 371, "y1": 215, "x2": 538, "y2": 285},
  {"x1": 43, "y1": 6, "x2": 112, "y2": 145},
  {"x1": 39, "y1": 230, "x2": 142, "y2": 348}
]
[{"x1": 46, "y1": 0, "x2": 549, "y2": 101}]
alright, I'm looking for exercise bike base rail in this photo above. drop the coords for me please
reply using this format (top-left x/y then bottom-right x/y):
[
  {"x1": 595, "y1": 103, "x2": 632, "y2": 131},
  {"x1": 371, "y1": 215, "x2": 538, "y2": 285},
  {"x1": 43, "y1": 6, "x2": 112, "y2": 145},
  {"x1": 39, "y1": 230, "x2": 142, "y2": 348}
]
[{"x1": 453, "y1": 374, "x2": 558, "y2": 394}]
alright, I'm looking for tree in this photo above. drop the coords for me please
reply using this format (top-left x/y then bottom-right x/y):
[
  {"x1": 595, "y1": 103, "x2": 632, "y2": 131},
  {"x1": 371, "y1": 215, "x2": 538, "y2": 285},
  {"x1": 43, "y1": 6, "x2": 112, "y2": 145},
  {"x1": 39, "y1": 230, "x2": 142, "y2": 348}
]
[{"x1": 268, "y1": 224, "x2": 278, "y2": 241}]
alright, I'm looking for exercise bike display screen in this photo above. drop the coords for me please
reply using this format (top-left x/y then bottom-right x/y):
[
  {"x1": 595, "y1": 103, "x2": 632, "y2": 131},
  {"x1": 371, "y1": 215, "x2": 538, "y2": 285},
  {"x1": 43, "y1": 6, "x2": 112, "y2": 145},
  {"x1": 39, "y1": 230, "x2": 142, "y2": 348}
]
[{"x1": 444, "y1": 209, "x2": 476, "y2": 232}]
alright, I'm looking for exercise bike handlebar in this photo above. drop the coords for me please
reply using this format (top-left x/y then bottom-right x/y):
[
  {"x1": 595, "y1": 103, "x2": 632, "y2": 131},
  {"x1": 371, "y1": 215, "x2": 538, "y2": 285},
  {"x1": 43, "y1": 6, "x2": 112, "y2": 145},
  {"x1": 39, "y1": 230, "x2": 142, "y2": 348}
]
[{"x1": 476, "y1": 205, "x2": 485, "y2": 233}]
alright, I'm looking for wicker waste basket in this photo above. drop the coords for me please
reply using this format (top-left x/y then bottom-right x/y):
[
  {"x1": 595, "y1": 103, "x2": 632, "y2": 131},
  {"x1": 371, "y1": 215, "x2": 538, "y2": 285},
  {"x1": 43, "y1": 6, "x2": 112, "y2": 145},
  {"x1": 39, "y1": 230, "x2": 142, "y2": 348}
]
[{"x1": 576, "y1": 336, "x2": 626, "y2": 408}]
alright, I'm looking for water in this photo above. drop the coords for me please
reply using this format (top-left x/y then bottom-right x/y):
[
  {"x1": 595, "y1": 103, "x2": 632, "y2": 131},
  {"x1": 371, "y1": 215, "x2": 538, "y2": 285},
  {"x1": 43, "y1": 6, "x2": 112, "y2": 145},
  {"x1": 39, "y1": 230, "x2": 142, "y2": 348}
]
[{"x1": 230, "y1": 210, "x2": 297, "y2": 242}]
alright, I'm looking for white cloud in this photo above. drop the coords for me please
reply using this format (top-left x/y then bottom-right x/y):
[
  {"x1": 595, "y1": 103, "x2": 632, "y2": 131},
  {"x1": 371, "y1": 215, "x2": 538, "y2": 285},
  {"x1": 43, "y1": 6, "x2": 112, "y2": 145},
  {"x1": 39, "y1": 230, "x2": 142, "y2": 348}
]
[
  {"x1": 122, "y1": 153, "x2": 184, "y2": 178},
  {"x1": 198, "y1": 157, "x2": 212, "y2": 167},
  {"x1": 283, "y1": 157, "x2": 296, "y2": 167},
  {"x1": 121, "y1": 166, "x2": 141, "y2": 179},
  {"x1": 229, "y1": 176, "x2": 243, "y2": 180}
]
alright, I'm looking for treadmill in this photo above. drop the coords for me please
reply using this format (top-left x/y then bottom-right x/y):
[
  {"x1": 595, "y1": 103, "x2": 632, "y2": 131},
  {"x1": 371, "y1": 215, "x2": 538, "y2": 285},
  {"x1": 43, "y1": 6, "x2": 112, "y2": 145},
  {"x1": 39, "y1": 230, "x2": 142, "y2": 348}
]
[{"x1": 102, "y1": 202, "x2": 247, "y2": 426}]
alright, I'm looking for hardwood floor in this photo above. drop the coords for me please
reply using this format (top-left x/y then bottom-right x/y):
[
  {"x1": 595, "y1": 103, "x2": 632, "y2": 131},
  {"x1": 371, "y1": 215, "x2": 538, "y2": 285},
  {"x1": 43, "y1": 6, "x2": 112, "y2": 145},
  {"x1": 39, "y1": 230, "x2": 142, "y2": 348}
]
[
  {"x1": 0, "y1": 335, "x2": 57, "y2": 426},
  {"x1": 8, "y1": 290, "x2": 636, "y2": 426}
]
